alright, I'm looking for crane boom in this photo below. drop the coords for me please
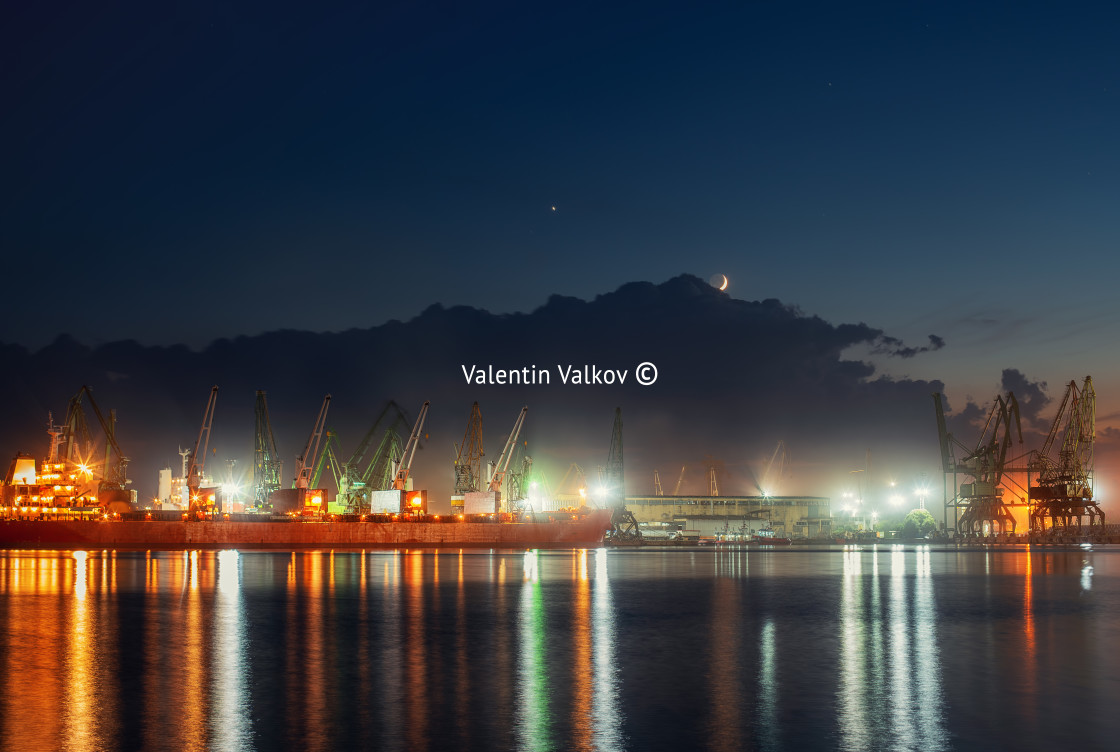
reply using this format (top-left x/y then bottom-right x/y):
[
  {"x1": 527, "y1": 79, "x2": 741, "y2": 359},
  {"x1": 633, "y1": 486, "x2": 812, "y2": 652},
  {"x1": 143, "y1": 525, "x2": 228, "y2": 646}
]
[
  {"x1": 72, "y1": 385, "x2": 130, "y2": 490},
  {"x1": 673, "y1": 465, "x2": 686, "y2": 495},
  {"x1": 392, "y1": 401, "x2": 430, "y2": 490},
  {"x1": 295, "y1": 395, "x2": 332, "y2": 489},
  {"x1": 488, "y1": 407, "x2": 528, "y2": 492}
]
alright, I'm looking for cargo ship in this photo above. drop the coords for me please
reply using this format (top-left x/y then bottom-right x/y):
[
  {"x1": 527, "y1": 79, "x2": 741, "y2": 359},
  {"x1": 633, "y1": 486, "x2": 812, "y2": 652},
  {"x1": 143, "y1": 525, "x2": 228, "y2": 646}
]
[
  {"x1": 1, "y1": 391, "x2": 617, "y2": 550},
  {"x1": 0, "y1": 509, "x2": 614, "y2": 550}
]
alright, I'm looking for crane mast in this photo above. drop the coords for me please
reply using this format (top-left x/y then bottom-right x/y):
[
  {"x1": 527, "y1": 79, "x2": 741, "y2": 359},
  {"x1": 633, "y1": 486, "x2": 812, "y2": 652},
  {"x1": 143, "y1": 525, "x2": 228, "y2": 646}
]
[
  {"x1": 604, "y1": 407, "x2": 624, "y2": 508},
  {"x1": 454, "y1": 402, "x2": 485, "y2": 495},
  {"x1": 604, "y1": 407, "x2": 640, "y2": 541},
  {"x1": 253, "y1": 391, "x2": 283, "y2": 510},
  {"x1": 504, "y1": 441, "x2": 532, "y2": 505}
]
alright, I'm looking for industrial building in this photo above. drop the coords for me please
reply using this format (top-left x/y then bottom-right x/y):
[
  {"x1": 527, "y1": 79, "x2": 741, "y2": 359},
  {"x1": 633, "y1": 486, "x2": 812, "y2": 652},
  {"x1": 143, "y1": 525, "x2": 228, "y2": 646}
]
[{"x1": 624, "y1": 494, "x2": 831, "y2": 540}]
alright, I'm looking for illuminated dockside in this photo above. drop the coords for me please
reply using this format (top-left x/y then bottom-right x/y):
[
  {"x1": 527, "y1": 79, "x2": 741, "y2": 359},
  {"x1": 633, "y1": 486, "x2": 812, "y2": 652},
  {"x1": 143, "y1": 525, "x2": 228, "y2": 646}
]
[{"x1": 0, "y1": 509, "x2": 614, "y2": 550}]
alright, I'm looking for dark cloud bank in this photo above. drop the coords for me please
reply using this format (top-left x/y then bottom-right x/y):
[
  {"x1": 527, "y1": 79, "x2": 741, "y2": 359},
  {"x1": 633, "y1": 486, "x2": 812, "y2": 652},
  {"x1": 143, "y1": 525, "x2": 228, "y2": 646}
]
[{"x1": 0, "y1": 274, "x2": 1001, "y2": 509}]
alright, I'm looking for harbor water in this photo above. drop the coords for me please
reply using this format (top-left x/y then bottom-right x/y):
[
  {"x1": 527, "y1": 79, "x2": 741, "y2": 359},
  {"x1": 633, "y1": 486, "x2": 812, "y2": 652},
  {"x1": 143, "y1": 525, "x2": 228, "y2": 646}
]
[{"x1": 1, "y1": 545, "x2": 1117, "y2": 751}]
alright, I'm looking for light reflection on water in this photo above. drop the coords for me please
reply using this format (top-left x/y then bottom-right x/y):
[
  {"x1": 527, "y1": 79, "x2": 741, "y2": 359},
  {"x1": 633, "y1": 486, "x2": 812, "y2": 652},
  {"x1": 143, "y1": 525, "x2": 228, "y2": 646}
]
[
  {"x1": 66, "y1": 550, "x2": 93, "y2": 751},
  {"x1": 212, "y1": 550, "x2": 251, "y2": 751},
  {"x1": 840, "y1": 545, "x2": 948, "y2": 751},
  {"x1": 0, "y1": 546, "x2": 1117, "y2": 751}
]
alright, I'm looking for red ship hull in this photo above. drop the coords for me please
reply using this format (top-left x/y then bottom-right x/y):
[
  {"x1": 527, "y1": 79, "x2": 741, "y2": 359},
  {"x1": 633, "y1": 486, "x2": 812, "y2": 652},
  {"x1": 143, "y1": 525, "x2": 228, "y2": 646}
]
[{"x1": 0, "y1": 510, "x2": 613, "y2": 550}]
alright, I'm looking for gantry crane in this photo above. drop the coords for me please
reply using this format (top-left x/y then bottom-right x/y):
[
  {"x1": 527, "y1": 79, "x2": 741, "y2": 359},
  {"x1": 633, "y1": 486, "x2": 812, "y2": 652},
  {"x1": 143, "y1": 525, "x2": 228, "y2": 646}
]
[
  {"x1": 933, "y1": 391, "x2": 1027, "y2": 535},
  {"x1": 604, "y1": 407, "x2": 640, "y2": 542},
  {"x1": 187, "y1": 386, "x2": 219, "y2": 516},
  {"x1": 1028, "y1": 376, "x2": 1104, "y2": 535},
  {"x1": 604, "y1": 408, "x2": 624, "y2": 507}
]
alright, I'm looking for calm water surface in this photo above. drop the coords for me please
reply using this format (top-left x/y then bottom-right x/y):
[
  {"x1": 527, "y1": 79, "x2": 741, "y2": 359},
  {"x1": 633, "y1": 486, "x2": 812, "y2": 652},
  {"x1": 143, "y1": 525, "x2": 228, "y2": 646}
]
[{"x1": 1, "y1": 545, "x2": 1116, "y2": 751}]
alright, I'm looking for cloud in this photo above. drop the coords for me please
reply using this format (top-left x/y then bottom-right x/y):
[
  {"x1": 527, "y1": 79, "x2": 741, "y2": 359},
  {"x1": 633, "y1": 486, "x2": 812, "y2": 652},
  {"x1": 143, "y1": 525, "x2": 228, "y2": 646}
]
[
  {"x1": 872, "y1": 334, "x2": 946, "y2": 359},
  {"x1": 1000, "y1": 368, "x2": 1051, "y2": 429}
]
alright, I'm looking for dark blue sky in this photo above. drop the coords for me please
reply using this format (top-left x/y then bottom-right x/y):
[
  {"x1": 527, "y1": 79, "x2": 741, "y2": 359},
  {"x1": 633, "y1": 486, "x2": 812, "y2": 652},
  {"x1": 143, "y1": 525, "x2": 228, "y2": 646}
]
[{"x1": 4, "y1": 1, "x2": 1119, "y2": 428}]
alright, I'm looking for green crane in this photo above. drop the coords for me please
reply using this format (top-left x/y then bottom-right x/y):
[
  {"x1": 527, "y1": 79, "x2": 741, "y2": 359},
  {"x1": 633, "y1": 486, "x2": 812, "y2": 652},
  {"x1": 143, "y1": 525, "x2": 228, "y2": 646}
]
[{"x1": 336, "y1": 401, "x2": 411, "y2": 513}]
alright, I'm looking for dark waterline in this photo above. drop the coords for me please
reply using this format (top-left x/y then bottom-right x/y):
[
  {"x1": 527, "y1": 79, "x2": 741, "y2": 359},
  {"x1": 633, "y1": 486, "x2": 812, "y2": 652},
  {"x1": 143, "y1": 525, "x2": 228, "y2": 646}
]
[{"x1": 0, "y1": 546, "x2": 1116, "y2": 751}]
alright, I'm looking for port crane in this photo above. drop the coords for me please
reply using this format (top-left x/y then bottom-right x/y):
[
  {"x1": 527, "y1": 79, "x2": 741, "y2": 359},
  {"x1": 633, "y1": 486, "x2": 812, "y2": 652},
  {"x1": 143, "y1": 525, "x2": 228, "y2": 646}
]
[
  {"x1": 1028, "y1": 376, "x2": 1104, "y2": 535},
  {"x1": 453, "y1": 402, "x2": 485, "y2": 495},
  {"x1": 673, "y1": 465, "x2": 686, "y2": 495},
  {"x1": 294, "y1": 395, "x2": 331, "y2": 490},
  {"x1": 604, "y1": 407, "x2": 640, "y2": 542},
  {"x1": 391, "y1": 401, "x2": 430, "y2": 491},
  {"x1": 503, "y1": 441, "x2": 533, "y2": 505},
  {"x1": 934, "y1": 391, "x2": 1026, "y2": 535},
  {"x1": 54, "y1": 385, "x2": 131, "y2": 508},
  {"x1": 334, "y1": 401, "x2": 411, "y2": 513},
  {"x1": 487, "y1": 407, "x2": 528, "y2": 511},
  {"x1": 290, "y1": 395, "x2": 331, "y2": 514},
  {"x1": 252, "y1": 391, "x2": 283, "y2": 509},
  {"x1": 187, "y1": 386, "x2": 219, "y2": 515}
]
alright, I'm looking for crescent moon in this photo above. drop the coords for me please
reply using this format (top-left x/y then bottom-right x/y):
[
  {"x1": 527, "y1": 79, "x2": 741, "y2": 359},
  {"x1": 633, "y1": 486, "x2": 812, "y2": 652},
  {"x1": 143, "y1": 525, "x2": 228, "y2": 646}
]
[{"x1": 719, "y1": 274, "x2": 728, "y2": 291}]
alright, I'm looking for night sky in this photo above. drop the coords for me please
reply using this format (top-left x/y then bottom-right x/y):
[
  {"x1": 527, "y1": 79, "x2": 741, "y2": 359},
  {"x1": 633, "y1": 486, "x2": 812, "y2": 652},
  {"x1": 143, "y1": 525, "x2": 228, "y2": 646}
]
[{"x1": 3, "y1": 2, "x2": 1119, "y2": 507}]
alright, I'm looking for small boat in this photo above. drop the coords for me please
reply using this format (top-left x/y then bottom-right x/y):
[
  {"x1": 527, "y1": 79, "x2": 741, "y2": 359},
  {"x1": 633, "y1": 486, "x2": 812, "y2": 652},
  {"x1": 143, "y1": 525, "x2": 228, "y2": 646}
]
[{"x1": 749, "y1": 527, "x2": 792, "y2": 546}]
